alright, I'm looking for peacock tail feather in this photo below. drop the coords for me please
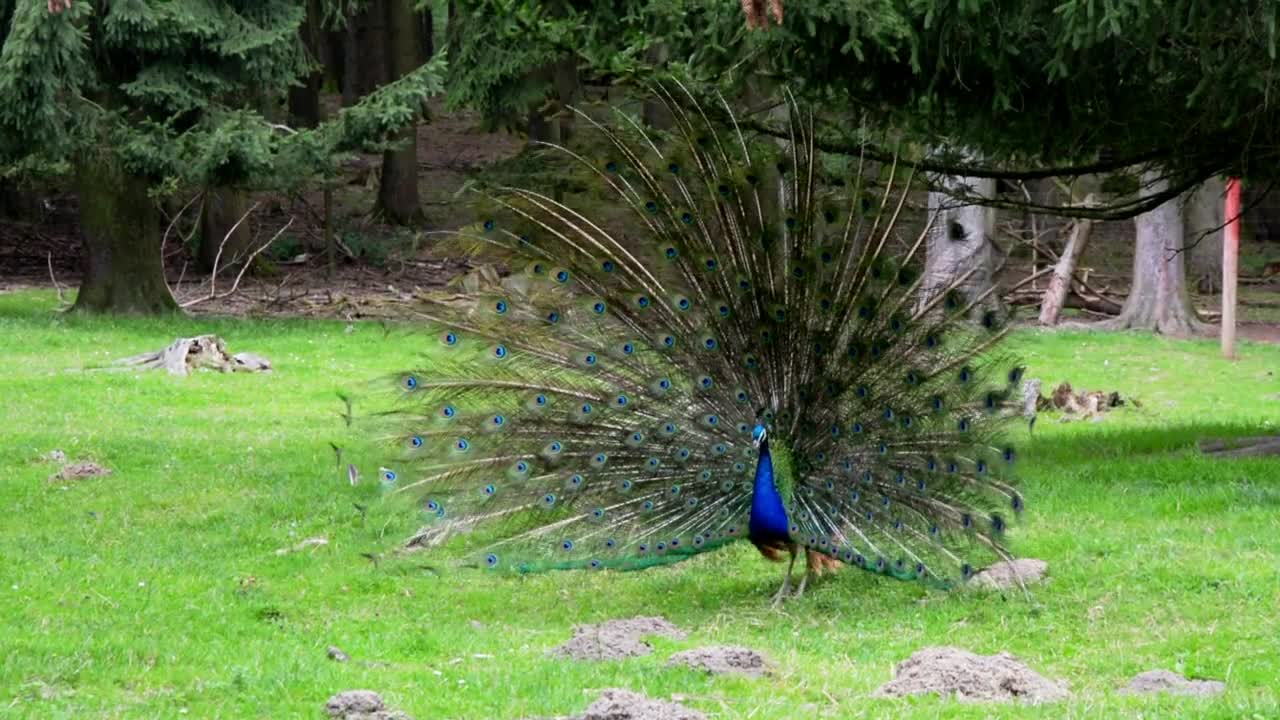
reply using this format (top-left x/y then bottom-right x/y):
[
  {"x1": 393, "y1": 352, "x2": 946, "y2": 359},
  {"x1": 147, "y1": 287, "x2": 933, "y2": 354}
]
[{"x1": 363, "y1": 82, "x2": 1026, "y2": 588}]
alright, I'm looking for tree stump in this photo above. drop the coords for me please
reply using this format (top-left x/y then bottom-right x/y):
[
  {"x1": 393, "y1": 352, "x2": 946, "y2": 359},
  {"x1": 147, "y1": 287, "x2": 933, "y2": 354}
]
[{"x1": 116, "y1": 335, "x2": 272, "y2": 376}]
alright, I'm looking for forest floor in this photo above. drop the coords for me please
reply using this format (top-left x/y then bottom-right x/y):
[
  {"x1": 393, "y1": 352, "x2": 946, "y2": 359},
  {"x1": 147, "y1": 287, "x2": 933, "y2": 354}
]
[{"x1": 2, "y1": 289, "x2": 1279, "y2": 719}]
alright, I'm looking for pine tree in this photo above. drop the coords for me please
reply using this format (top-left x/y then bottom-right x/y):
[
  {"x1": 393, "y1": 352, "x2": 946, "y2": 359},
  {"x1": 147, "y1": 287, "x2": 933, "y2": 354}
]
[{"x1": 0, "y1": 1, "x2": 443, "y2": 313}]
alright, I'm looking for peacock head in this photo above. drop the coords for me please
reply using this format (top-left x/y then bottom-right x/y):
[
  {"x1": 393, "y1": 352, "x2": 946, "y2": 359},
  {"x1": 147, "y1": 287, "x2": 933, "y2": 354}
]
[{"x1": 751, "y1": 424, "x2": 768, "y2": 449}]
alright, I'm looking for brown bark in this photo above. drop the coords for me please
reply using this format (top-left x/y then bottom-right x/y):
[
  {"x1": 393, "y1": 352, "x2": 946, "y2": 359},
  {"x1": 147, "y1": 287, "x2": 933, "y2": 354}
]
[
  {"x1": 72, "y1": 161, "x2": 178, "y2": 314},
  {"x1": 377, "y1": 0, "x2": 423, "y2": 225},
  {"x1": 1100, "y1": 172, "x2": 1208, "y2": 336}
]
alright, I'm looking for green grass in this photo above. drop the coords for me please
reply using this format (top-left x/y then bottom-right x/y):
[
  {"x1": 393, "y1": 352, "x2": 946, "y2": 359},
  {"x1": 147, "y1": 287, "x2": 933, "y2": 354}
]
[{"x1": 2, "y1": 289, "x2": 1278, "y2": 719}]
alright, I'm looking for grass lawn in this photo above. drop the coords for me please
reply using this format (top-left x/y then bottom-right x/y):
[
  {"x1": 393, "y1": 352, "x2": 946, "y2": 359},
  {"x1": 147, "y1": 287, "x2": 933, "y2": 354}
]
[{"x1": 2, "y1": 288, "x2": 1278, "y2": 719}]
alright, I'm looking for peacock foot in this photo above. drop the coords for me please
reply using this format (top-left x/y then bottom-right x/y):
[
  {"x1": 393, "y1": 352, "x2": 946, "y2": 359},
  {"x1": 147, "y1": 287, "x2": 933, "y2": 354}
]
[
  {"x1": 792, "y1": 569, "x2": 813, "y2": 600},
  {"x1": 770, "y1": 576, "x2": 792, "y2": 607}
]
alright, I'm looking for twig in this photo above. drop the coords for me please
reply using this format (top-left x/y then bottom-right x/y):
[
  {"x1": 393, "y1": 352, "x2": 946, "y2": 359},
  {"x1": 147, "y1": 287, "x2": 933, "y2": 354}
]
[
  {"x1": 180, "y1": 218, "x2": 294, "y2": 309},
  {"x1": 160, "y1": 192, "x2": 205, "y2": 299},
  {"x1": 173, "y1": 261, "x2": 189, "y2": 294},
  {"x1": 1014, "y1": 181, "x2": 1044, "y2": 291},
  {"x1": 1002, "y1": 266, "x2": 1056, "y2": 296},
  {"x1": 205, "y1": 201, "x2": 263, "y2": 300},
  {"x1": 47, "y1": 252, "x2": 69, "y2": 307}
]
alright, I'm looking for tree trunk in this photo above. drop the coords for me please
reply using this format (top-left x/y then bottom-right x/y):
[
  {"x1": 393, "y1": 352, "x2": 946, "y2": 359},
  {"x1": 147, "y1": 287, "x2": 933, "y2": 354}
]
[
  {"x1": 72, "y1": 161, "x2": 178, "y2": 314},
  {"x1": 1039, "y1": 211, "x2": 1096, "y2": 325},
  {"x1": 525, "y1": 2, "x2": 578, "y2": 148},
  {"x1": 1101, "y1": 172, "x2": 1207, "y2": 336},
  {"x1": 197, "y1": 187, "x2": 253, "y2": 273},
  {"x1": 418, "y1": 4, "x2": 434, "y2": 64},
  {"x1": 447, "y1": 0, "x2": 460, "y2": 70},
  {"x1": 288, "y1": 0, "x2": 324, "y2": 128},
  {"x1": 1186, "y1": 177, "x2": 1225, "y2": 293},
  {"x1": 377, "y1": 0, "x2": 423, "y2": 225},
  {"x1": 324, "y1": 27, "x2": 345, "y2": 94},
  {"x1": 527, "y1": 57, "x2": 579, "y2": 146},
  {"x1": 919, "y1": 161, "x2": 999, "y2": 313},
  {"x1": 342, "y1": 0, "x2": 388, "y2": 106},
  {"x1": 1243, "y1": 180, "x2": 1280, "y2": 244}
]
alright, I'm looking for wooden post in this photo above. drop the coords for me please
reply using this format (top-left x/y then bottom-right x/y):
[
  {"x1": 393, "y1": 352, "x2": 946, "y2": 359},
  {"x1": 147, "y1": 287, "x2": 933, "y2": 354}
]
[{"x1": 1222, "y1": 177, "x2": 1241, "y2": 359}]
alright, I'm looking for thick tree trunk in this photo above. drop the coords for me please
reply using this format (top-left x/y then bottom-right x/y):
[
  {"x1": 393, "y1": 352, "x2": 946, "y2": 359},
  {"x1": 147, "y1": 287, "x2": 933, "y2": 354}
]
[
  {"x1": 288, "y1": 0, "x2": 324, "y2": 128},
  {"x1": 72, "y1": 162, "x2": 178, "y2": 314},
  {"x1": 1186, "y1": 177, "x2": 1225, "y2": 293},
  {"x1": 323, "y1": 27, "x2": 345, "y2": 94},
  {"x1": 527, "y1": 58, "x2": 579, "y2": 146},
  {"x1": 1101, "y1": 172, "x2": 1207, "y2": 336},
  {"x1": 377, "y1": 0, "x2": 423, "y2": 225},
  {"x1": 919, "y1": 162, "x2": 999, "y2": 313},
  {"x1": 342, "y1": 0, "x2": 388, "y2": 106},
  {"x1": 197, "y1": 187, "x2": 253, "y2": 273}
]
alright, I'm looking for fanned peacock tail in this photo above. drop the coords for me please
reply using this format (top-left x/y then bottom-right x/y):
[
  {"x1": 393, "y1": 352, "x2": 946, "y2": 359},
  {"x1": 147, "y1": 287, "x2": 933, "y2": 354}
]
[{"x1": 362, "y1": 83, "x2": 1026, "y2": 589}]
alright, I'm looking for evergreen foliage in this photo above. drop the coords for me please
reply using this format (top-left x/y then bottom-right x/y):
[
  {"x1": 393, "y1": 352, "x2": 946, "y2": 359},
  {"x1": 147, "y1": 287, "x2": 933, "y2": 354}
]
[
  {"x1": 444, "y1": 0, "x2": 1280, "y2": 217},
  {"x1": 0, "y1": 1, "x2": 444, "y2": 191}
]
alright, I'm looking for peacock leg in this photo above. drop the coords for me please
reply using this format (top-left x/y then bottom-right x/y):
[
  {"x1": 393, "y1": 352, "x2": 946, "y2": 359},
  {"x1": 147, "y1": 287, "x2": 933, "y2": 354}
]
[
  {"x1": 771, "y1": 548, "x2": 798, "y2": 606},
  {"x1": 793, "y1": 568, "x2": 812, "y2": 599},
  {"x1": 792, "y1": 549, "x2": 816, "y2": 599}
]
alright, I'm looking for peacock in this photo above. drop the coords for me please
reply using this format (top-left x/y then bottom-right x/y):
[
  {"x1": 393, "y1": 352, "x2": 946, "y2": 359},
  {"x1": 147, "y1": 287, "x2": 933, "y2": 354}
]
[{"x1": 363, "y1": 83, "x2": 1026, "y2": 603}]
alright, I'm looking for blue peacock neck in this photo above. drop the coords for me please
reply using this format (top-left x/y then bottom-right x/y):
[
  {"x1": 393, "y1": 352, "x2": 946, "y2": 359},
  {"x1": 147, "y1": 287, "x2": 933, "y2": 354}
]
[{"x1": 748, "y1": 435, "x2": 792, "y2": 542}]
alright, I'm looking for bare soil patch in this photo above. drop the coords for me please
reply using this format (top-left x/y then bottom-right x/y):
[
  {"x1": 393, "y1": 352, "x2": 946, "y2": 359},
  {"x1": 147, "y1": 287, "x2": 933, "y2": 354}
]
[
  {"x1": 549, "y1": 616, "x2": 686, "y2": 661},
  {"x1": 874, "y1": 646, "x2": 1070, "y2": 704},
  {"x1": 666, "y1": 646, "x2": 770, "y2": 677},
  {"x1": 1120, "y1": 669, "x2": 1225, "y2": 697}
]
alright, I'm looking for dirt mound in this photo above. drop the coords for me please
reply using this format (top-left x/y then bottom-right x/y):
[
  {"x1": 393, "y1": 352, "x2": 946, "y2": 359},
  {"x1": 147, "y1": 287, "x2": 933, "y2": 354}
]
[
  {"x1": 324, "y1": 690, "x2": 412, "y2": 719},
  {"x1": 874, "y1": 646, "x2": 1069, "y2": 704},
  {"x1": 969, "y1": 559, "x2": 1049, "y2": 590},
  {"x1": 549, "y1": 616, "x2": 687, "y2": 661},
  {"x1": 1120, "y1": 670, "x2": 1225, "y2": 697},
  {"x1": 666, "y1": 646, "x2": 770, "y2": 677},
  {"x1": 48, "y1": 461, "x2": 112, "y2": 483},
  {"x1": 577, "y1": 689, "x2": 705, "y2": 720}
]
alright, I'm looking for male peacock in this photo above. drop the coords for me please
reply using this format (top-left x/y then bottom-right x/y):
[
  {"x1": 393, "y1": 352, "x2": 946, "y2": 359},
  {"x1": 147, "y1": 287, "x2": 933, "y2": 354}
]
[{"x1": 368, "y1": 84, "x2": 1025, "y2": 602}]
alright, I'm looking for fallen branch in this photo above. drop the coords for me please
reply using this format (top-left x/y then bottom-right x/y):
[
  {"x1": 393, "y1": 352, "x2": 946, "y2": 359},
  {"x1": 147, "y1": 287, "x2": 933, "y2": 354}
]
[
  {"x1": 1069, "y1": 274, "x2": 1125, "y2": 311},
  {"x1": 1008, "y1": 288, "x2": 1120, "y2": 315},
  {"x1": 1040, "y1": 201, "x2": 1096, "y2": 325}
]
